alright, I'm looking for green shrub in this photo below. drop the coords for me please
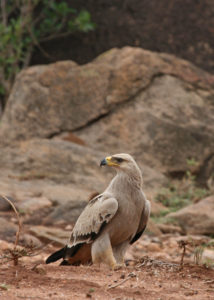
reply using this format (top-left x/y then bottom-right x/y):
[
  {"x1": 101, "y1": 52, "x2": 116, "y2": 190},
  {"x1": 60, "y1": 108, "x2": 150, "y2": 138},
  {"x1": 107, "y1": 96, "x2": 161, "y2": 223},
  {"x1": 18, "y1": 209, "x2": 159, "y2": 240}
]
[
  {"x1": 155, "y1": 166, "x2": 210, "y2": 211},
  {"x1": 0, "y1": 0, "x2": 95, "y2": 107}
]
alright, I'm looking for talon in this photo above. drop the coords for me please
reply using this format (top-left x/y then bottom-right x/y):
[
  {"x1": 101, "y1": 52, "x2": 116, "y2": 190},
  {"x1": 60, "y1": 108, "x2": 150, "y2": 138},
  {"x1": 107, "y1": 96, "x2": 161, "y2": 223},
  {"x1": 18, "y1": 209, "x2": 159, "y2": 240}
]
[{"x1": 112, "y1": 263, "x2": 125, "y2": 271}]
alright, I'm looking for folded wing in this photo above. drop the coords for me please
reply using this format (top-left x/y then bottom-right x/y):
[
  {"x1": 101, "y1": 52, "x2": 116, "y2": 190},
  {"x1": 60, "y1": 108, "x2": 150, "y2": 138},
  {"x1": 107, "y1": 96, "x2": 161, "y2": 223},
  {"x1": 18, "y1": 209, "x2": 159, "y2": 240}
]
[
  {"x1": 70, "y1": 193, "x2": 119, "y2": 246},
  {"x1": 130, "y1": 198, "x2": 150, "y2": 244}
]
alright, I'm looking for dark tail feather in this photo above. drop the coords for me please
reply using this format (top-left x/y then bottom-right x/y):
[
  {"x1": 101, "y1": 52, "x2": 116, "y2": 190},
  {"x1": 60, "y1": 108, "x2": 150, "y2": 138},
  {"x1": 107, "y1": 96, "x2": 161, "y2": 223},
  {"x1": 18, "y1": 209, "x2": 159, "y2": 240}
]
[
  {"x1": 46, "y1": 246, "x2": 66, "y2": 264},
  {"x1": 46, "y1": 244, "x2": 83, "y2": 264},
  {"x1": 65, "y1": 243, "x2": 82, "y2": 257},
  {"x1": 130, "y1": 225, "x2": 146, "y2": 245}
]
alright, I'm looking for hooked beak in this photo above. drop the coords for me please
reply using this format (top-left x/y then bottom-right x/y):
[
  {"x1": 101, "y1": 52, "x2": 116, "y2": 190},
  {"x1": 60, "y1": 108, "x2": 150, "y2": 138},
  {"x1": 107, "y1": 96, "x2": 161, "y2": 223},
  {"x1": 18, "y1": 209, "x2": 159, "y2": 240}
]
[
  {"x1": 100, "y1": 156, "x2": 119, "y2": 167},
  {"x1": 100, "y1": 158, "x2": 107, "y2": 166}
]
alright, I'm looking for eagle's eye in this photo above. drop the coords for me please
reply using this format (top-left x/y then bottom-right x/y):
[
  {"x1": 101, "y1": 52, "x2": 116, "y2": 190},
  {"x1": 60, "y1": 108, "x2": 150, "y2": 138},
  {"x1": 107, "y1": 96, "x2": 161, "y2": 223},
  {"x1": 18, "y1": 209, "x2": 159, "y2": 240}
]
[{"x1": 115, "y1": 157, "x2": 124, "y2": 163}]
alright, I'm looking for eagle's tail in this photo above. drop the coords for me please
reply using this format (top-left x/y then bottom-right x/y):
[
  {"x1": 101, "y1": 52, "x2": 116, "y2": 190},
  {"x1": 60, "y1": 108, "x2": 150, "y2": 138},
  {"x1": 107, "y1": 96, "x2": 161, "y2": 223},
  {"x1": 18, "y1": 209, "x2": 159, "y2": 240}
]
[
  {"x1": 46, "y1": 244, "x2": 82, "y2": 264},
  {"x1": 46, "y1": 246, "x2": 66, "y2": 264}
]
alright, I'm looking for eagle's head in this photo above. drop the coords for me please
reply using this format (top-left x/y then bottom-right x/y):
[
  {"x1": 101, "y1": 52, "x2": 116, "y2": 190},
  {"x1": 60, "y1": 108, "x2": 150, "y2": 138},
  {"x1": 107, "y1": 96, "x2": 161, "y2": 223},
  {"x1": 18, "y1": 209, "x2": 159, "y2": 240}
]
[{"x1": 100, "y1": 153, "x2": 140, "y2": 175}]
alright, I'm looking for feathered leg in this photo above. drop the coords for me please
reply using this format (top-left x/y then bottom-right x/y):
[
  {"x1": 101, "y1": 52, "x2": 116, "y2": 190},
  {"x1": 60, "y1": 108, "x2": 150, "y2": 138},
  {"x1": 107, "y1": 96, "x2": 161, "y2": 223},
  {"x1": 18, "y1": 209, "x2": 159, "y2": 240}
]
[
  {"x1": 113, "y1": 241, "x2": 129, "y2": 266},
  {"x1": 91, "y1": 232, "x2": 117, "y2": 270}
]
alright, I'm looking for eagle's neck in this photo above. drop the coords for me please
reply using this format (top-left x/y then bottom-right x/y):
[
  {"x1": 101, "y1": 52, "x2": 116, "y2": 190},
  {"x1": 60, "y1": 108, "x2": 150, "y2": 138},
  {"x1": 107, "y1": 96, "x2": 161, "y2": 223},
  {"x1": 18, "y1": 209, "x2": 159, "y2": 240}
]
[{"x1": 108, "y1": 166, "x2": 143, "y2": 193}]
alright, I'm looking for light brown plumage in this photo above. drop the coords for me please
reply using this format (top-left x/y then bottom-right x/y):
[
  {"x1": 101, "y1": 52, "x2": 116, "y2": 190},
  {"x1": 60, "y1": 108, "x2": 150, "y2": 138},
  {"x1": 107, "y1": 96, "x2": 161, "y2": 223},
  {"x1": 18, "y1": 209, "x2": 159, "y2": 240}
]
[{"x1": 46, "y1": 153, "x2": 150, "y2": 269}]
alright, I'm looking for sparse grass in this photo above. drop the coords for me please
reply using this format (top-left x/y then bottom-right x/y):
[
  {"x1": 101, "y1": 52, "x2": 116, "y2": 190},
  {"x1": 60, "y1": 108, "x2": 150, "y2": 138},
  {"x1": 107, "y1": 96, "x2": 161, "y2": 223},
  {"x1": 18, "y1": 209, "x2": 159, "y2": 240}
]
[
  {"x1": 151, "y1": 208, "x2": 178, "y2": 225},
  {"x1": 151, "y1": 214, "x2": 178, "y2": 225},
  {"x1": 193, "y1": 240, "x2": 214, "y2": 267},
  {"x1": 194, "y1": 245, "x2": 204, "y2": 265},
  {"x1": 186, "y1": 157, "x2": 199, "y2": 167},
  {"x1": 155, "y1": 185, "x2": 192, "y2": 210},
  {"x1": 0, "y1": 244, "x2": 36, "y2": 266},
  {"x1": 155, "y1": 168, "x2": 210, "y2": 213},
  {"x1": 153, "y1": 160, "x2": 210, "y2": 227}
]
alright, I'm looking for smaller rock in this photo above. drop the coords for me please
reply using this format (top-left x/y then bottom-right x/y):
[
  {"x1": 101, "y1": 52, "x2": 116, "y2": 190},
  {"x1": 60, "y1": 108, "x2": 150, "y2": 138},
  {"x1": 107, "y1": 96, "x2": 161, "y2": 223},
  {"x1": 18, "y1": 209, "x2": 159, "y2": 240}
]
[
  {"x1": 146, "y1": 243, "x2": 161, "y2": 252},
  {"x1": 0, "y1": 239, "x2": 14, "y2": 250},
  {"x1": 18, "y1": 197, "x2": 52, "y2": 214},
  {"x1": 30, "y1": 225, "x2": 70, "y2": 246},
  {"x1": 20, "y1": 234, "x2": 43, "y2": 248},
  {"x1": 146, "y1": 219, "x2": 162, "y2": 236},
  {"x1": 184, "y1": 290, "x2": 198, "y2": 296},
  {"x1": 0, "y1": 195, "x2": 16, "y2": 211},
  {"x1": 202, "y1": 249, "x2": 214, "y2": 266},
  {"x1": 0, "y1": 217, "x2": 18, "y2": 242},
  {"x1": 32, "y1": 264, "x2": 47, "y2": 275},
  {"x1": 157, "y1": 224, "x2": 183, "y2": 234},
  {"x1": 65, "y1": 224, "x2": 73, "y2": 230},
  {"x1": 43, "y1": 185, "x2": 90, "y2": 206},
  {"x1": 166, "y1": 195, "x2": 214, "y2": 235},
  {"x1": 10, "y1": 217, "x2": 18, "y2": 223},
  {"x1": 43, "y1": 200, "x2": 86, "y2": 225},
  {"x1": 150, "y1": 199, "x2": 167, "y2": 216},
  {"x1": 150, "y1": 237, "x2": 161, "y2": 243}
]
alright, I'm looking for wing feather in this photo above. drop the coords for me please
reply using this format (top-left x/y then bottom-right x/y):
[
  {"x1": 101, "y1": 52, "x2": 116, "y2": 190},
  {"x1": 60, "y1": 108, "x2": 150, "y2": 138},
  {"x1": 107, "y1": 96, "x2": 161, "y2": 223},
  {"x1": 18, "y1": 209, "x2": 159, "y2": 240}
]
[
  {"x1": 70, "y1": 193, "x2": 118, "y2": 245},
  {"x1": 130, "y1": 199, "x2": 150, "y2": 244}
]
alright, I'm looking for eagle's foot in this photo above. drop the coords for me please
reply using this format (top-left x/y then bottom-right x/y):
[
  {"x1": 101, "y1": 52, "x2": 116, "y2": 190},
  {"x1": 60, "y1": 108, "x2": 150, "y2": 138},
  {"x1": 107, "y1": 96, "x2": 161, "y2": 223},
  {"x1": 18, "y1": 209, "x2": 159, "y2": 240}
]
[{"x1": 111, "y1": 263, "x2": 126, "y2": 271}]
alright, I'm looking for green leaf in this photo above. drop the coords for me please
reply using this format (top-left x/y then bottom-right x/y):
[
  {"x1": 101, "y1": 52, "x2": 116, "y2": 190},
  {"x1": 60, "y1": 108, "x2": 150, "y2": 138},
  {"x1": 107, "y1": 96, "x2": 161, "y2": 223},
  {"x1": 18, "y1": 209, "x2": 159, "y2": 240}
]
[
  {"x1": 0, "y1": 85, "x2": 5, "y2": 96},
  {"x1": 0, "y1": 1, "x2": 95, "y2": 106},
  {"x1": 75, "y1": 10, "x2": 96, "y2": 32}
]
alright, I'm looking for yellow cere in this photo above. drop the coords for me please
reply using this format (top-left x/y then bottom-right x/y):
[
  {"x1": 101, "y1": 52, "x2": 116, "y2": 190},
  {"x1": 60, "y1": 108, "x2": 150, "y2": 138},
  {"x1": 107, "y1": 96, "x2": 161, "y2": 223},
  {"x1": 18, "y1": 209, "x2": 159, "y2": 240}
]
[{"x1": 105, "y1": 156, "x2": 119, "y2": 167}]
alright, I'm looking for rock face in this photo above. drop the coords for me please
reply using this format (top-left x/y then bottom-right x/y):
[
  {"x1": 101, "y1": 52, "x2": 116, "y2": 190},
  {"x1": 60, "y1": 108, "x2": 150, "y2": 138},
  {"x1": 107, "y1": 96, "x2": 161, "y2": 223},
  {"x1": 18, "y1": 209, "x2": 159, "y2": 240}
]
[
  {"x1": 166, "y1": 196, "x2": 214, "y2": 235},
  {"x1": 0, "y1": 47, "x2": 214, "y2": 238},
  {"x1": 29, "y1": 226, "x2": 71, "y2": 246},
  {"x1": 1, "y1": 47, "x2": 213, "y2": 184},
  {"x1": 43, "y1": 200, "x2": 87, "y2": 226},
  {"x1": 18, "y1": 197, "x2": 52, "y2": 214}
]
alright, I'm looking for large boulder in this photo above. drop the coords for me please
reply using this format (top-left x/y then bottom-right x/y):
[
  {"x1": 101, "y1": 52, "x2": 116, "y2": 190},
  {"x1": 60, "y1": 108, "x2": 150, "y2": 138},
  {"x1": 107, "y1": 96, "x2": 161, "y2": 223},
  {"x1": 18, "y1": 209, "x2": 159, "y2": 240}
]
[
  {"x1": 0, "y1": 47, "x2": 214, "y2": 242},
  {"x1": 0, "y1": 47, "x2": 214, "y2": 184},
  {"x1": 166, "y1": 195, "x2": 214, "y2": 235},
  {"x1": 0, "y1": 138, "x2": 166, "y2": 205},
  {"x1": 0, "y1": 139, "x2": 108, "y2": 190}
]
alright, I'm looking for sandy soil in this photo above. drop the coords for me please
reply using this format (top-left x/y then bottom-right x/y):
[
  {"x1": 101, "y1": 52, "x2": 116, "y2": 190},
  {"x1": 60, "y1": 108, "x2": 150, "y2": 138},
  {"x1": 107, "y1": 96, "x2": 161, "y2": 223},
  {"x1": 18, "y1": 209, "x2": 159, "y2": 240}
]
[
  {"x1": 0, "y1": 209, "x2": 213, "y2": 300},
  {"x1": 0, "y1": 253, "x2": 214, "y2": 300}
]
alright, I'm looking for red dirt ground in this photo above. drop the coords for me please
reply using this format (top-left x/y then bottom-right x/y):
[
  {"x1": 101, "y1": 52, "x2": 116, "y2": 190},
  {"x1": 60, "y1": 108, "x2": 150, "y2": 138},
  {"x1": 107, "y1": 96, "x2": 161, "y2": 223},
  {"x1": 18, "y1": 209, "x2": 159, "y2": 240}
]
[{"x1": 0, "y1": 255, "x2": 214, "y2": 300}]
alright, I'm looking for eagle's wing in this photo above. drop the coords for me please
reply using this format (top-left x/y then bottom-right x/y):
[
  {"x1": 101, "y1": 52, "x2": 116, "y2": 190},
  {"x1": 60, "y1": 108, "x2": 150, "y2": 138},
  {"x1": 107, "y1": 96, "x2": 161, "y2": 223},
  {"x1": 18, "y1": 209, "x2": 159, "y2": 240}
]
[
  {"x1": 130, "y1": 197, "x2": 150, "y2": 244},
  {"x1": 70, "y1": 193, "x2": 118, "y2": 246}
]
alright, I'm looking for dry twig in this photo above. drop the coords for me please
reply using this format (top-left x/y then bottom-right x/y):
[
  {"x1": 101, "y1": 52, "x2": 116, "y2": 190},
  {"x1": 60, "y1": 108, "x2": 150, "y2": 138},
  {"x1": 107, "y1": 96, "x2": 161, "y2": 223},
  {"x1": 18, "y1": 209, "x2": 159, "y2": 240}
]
[
  {"x1": 0, "y1": 194, "x2": 23, "y2": 265},
  {"x1": 107, "y1": 272, "x2": 136, "y2": 290},
  {"x1": 0, "y1": 195, "x2": 22, "y2": 249},
  {"x1": 137, "y1": 256, "x2": 179, "y2": 270},
  {"x1": 0, "y1": 195, "x2": 54, "y2": 265},
  {"x1": 178, "y1": 240, "x2": 187, "y2": 269}
]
